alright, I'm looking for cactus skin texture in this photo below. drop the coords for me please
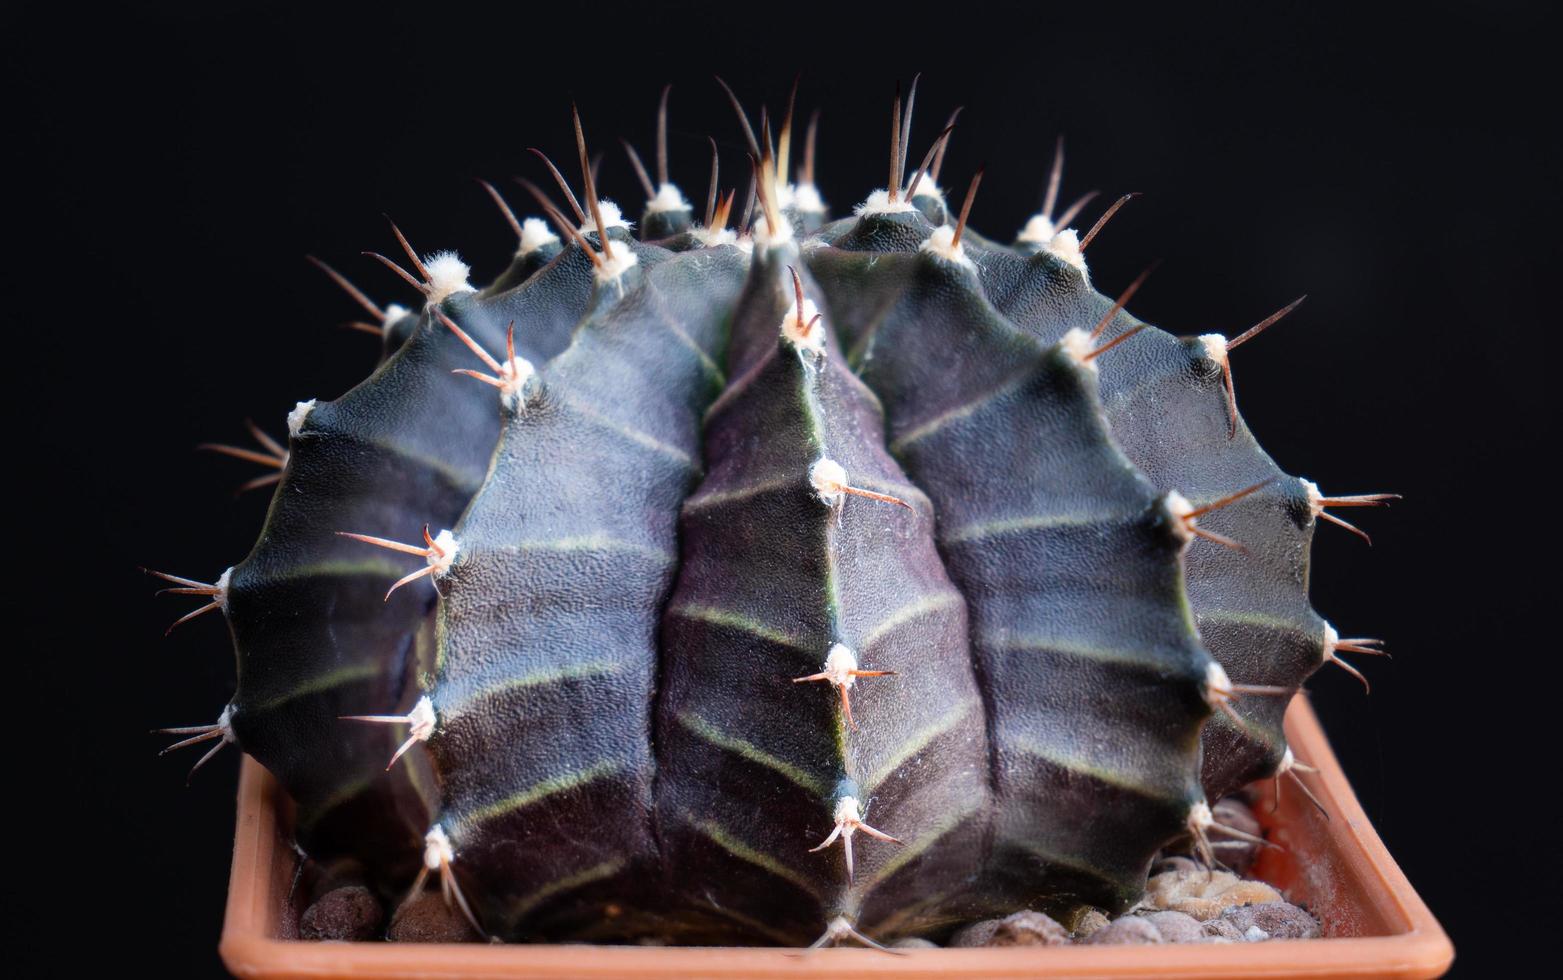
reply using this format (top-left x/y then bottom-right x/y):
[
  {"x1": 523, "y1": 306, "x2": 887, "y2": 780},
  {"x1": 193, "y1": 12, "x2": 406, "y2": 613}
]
[
  {"x1": 426, "y1": 233, "x2": 747, "y2": 940},
  {"x1": 809, "y1": 220, "x2": 1209, "y2": 921},
  {"x1": 972, "y1": 244, "x2": 1330, "y2": 796},
  {"x1": 152, "y1": 83, "x2": 1390, "y2": 945},
  {"x1": 217, "y1": 247, "x2": 594, "y2": 878},
  {"x1": 657, "y1": 248, "x2": 989, "y2": 944}
]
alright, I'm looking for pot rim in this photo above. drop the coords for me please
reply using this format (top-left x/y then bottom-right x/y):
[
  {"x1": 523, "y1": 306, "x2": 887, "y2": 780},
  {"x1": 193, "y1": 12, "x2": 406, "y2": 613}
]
[{"x1": 220, "y1": 696, "x2": 1453, "y2": 978}]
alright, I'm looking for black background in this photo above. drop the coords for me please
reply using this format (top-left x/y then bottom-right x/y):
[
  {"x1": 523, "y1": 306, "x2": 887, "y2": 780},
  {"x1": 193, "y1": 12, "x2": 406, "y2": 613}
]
[{"x1": 8, "y1": 1, "x2": 1555, "y2": 974}]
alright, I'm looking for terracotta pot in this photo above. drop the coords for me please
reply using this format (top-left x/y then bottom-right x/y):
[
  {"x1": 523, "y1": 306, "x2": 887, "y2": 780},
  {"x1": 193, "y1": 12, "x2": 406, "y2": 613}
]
[{"x1": 220, "y1": 696, "x2": 1452, "y2": 978}]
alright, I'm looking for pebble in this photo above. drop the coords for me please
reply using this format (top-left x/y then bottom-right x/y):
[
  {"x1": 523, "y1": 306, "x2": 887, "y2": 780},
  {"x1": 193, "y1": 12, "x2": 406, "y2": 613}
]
[
  {"x1": 891, "y1": 937, "x2": 940, "y2": 949},
  {"x1": 1144, "y1": 868, "x2": 1283, "y2": 920},
  {"x1": 1083, "y1": 916, "x2": 1163, "y2": 945},
  {"x1": 386, "y1": 891, "x2": 482, "y2": 943},
  {"x1": 988, "y1": 911, "x2": 1070, "y2": 946},
  {"x1": 300, "y1": 884, "x2": 384, "y2": 942},
  {"x1": 1138, "y1": 910, "x2": 1206, "y2": 943},
  {"x1": 948, "y1": 910, "x2": 1069, "y2": 947},
  {"x1": 1219, "y1": 901, "x2": 1321, "y2": 940},
  {"x1": 1072, "y1": 908, "x2": 1111, "y2": 939},
  {"x1": 1201, "y1": 917, "x2": 1247, "y2": 943}
]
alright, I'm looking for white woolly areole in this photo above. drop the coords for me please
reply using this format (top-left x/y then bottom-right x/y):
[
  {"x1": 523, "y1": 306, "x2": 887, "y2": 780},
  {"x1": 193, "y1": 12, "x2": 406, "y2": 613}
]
[
  {"x1": 780, "y1": 297, "x2": 825, "y2": 355},
  {"x1": 920, "y1": 224, "x2": 975, "y2": 271},
  {"x1": 428, "y1": 529, "x2": 460, "y2": 577},
  {"x1": 1046, "y1": 228, "x2": 1086, "y2": 272},
  {"x1": 691, "y1": 226, "x2": 739, "y2": 248},
  {"x1": 1299, "y1": 477, "x2": 1325, "y2": 515},
  {"x1": 215, "y1": 567, "x2": 233, "y2": 606},
  {"x1": 792, "y1": 182, "x2": 827, "y2": 214},
  {"x1": 423, "y1": 824, "x2": 454, "y2": 871},
  {"x1": 1198, "y1": 333, "x2": 1230, "y2": 367},
  {"x1": 1204, "y1": 661, "x2": 1233, "y2": 704},
  {"x1": 834, "y1": 794, "x2": 864, "y2": 824},
  {"x1": 820, "y1": 643, "x2": 860, "y2": 688},
  {"x1": 774, "y1": 183, "x2": 796, "y2": 210},
  {"x1": 1187, "y1": 799, "x2": 1215, "y2": 832},
  {"x1": 810, "y1": 457, "x2": 849, "y2": 506},
  {"x1": 1060, "y1": 326, "x2": 1098, "y2": 372},
  {"x1": 423, "y1": 252, "x2": 474, "y2": 305},
  {"x1": 518, "y1": 217, "x2": 558, "y2": 256},
  {"x1": 405, "y1": 695, "x2": 437, "y2": 744},
  {"x1": 1165, "y1": 490, "x2": 1195, "y2": 543},
  {"x1": 1322, "y1": 622, "x2": 1340, "y2": 660},
  {"x1": 383, "y1": 302, "x2": 411, "y2": 325},
  {"x1": 646, "y1": 183, "x2": 689, "y2": 214},
  {"x1": 909, "y1": 181, "x2": 944, "y2": 203},
  {"x1": 593, "y1": 244, "x2": 639, "y2": 285},
  {"x1": 214, "y1": 703, "x2": 236, "y2": 740},
  {"x1": 1276, "y1": 746, "x2": 1297, "y2": 775},
  {"x1": 854, "y1": 188, "x2": 917, "y2": 216},
  {"x1": 1017, "y1": 213, "x2": 1057, "y2": 244},
  {"x1": 497, "y1": 355, "x2": 537, "y2": 411},
  {"x1": 753, "y1": 213, "x2": 794, "y2": 252},
  {"x1": 821, "y1": 916, "x2": 857, "y2": 943},
  {"x1": 287, "y1": 399, "x2": 316, "y2": 438},
  {"x1": 578, "y1": 199, "x2": 631, "y2": 238}
]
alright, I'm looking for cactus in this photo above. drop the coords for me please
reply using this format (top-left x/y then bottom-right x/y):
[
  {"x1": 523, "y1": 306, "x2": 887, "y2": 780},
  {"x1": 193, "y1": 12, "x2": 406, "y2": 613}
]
[{"x1": 150, "y1": 80, "x2": 1391, "y2": 945}]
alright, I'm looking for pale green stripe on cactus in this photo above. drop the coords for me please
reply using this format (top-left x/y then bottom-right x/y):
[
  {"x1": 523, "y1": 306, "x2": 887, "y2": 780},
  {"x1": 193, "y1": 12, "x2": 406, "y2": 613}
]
[
  {"x1": 856, "y1": 591, "x2": 964, "y2": 651},
  {"x1": 691, "y1": 899, "x2": 806, "y2": 946},
  {"x1": 444, "y1": 661, "x2": 625, "y2": 721},
  {"x1": 1010, "y1": 839, "x2": 1126, "y2": 887},
  {"x1": 500, "y1": 535, "x2": 676, "y2": 565},
  {"x1": 360, "y1": 437, "x2": 484, "y2": 493},
  {"x1": 863, "y1": 699, "x2": 980, "y2": 792},
  {"x1": 640, "y1": 301, "x2": 727, "y2": 388},
  {"x1": 662, "y1": 603, "x2": 810, "y2": 653},
  {"x1": 456, "y1": 758, "x2": 630, "y2": 830},
  {"x1": 979, "y1": 632, "x2": 1184, "y2": 671},
  {"x1": 682, "y1": 814, "x2": 822, "y2": 900},
  {"x1": 704, "y1": 357, "x2": 773, "y2": 420},
  {"x1": 1011, "y1": 738, "x2": 1188, "y2": 804},
  {"x1": 943, "y1": 512, "x2": 1115, "y2": 546},
  {"x1": 504, "y1": 859, "x2": 628, "y2": 925},
  {"x1": 246, "y1": 662, "x2": 383, "y2": 711},
  {"x1": 555, "y1": 394, "x2": 700, "y2": 470},
  {"x1": 868, "y1": 884, "x2": 973, "y2": 937},
  {"x1": 271, "y1": 558, "x2": 411, "y2": 582},
  {"x1": 677, "y1": 711, "x2": 829, "y2": 796},
  {"x1": 681, "y1": 473, "x2": 803, "y2": 512},
  {"x1": 850, "y1": 795, "x2": 986, "y2": 897},
  {"x1": 1195, "y1": 608, "x2": 1312, "y2": 633},
  {"x1": 887, "y1": 358, "x2": 1048, "y2": 453}
]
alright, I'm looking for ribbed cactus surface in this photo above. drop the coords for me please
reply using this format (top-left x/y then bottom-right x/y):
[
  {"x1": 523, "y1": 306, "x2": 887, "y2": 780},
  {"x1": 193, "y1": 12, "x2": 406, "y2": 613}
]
[{"x1": 149, "y1": 81, "x2": 1391, "y2": 946}]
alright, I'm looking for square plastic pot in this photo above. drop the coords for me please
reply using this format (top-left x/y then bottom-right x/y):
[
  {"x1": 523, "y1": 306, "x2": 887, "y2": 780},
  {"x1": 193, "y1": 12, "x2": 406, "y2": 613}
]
[{"x1": 219, "y1": 696, "x2": 1453, "y2": 978}]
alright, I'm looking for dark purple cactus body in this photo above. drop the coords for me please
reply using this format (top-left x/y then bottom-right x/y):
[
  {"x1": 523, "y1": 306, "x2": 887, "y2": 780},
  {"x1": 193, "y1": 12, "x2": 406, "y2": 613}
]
[
  {"x1": 807, "y1": 242, "x2": 1210, "y2": 917},
  {"x1": 152, "y1": 84, "x2": 1389, "y2": 945},
  {"x1": 974, "y1": 246, "x2": 1328, "y2": 796},
  {"x1": 656, "y1": 246, "x2": 990, "y2": 944}
]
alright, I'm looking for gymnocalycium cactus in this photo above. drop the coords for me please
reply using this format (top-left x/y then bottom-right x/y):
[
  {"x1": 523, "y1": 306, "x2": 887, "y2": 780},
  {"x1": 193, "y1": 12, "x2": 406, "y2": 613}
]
[{"x1": 148, "y1": 78, "x2": 1394, "y2": 946}]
